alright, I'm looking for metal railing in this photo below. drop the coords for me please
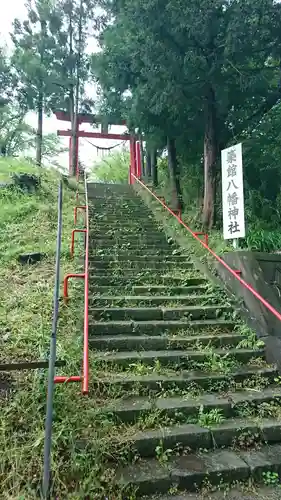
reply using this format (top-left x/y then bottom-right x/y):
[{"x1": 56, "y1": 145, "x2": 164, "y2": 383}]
[
  {"x1": 42, "y1": 180, "x2": 63, "y2": 498},
  {"x1": 42, "y1": 174, "x2": 90, "y2": 497},
  {"x1": 133, "y1": 174, "x2": 281, "y2": 324}
]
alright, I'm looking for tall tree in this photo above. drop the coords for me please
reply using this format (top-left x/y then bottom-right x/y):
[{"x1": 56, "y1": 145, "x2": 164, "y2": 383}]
[
  {"x1": 11, "y1": 0, "x2": 61, "y2": 166},
  {"x1": 54, "y1": 0, "x2": 99, "y2": 175},
  {"x1": 95, "y1": 0, "x2": 281, "y2": 228}
]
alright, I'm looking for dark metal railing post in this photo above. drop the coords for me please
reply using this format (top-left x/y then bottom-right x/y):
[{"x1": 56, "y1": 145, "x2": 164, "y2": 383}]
[{"x1": 42, "y1": 181, "x2": 63, "y2": 499}]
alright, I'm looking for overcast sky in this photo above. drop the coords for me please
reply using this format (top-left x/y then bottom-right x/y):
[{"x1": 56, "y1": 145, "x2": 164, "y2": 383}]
[{"x1": 0, "y1": 1, "x2": 126, "y2": 170}]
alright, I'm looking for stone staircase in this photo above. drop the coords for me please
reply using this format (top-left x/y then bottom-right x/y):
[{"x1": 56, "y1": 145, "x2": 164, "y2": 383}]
[{"x1": 87, "y1": 183, "x2": 281, "y2": 498}]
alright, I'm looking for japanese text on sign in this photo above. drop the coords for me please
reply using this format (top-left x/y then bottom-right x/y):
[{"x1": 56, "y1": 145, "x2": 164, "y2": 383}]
[{"x1": 221, "y1": 143, "x2": 245, "y2": 240}]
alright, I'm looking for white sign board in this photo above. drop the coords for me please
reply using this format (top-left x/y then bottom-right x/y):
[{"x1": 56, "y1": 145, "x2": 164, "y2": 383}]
[{"x1": 221, "y1": 143, "x2": 245, "y2": 241}]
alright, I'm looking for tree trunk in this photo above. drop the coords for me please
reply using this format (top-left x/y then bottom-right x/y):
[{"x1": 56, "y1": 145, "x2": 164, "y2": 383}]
[
  {"x1": 140, "y1": 136, "x2": 145, "y2": 177},
  {"x1": 36, "y1": 90, "x2": 43, "y2": 167},
  {"x1": 202, "y1": 86, "x2": 218, "y2": 229},
  {"x1": 151, "y1": 149, "x2": 158, "y2": 187},
  {"x1": 68, "y1": 3, "x2": 76, "y2": 176},
  {"x1": 36, "y1": 18, "x2": 46, "y2": 168},
  {"x1": 72, "y1": 0, "x2": 83, "y2": 177},
  {"x1": 167, "y1": 136, "x2": 183, "y2": 210}
]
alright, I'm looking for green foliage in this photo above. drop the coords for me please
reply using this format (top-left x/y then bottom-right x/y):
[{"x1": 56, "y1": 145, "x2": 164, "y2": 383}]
[
  {"x1": 0, "y1": 159, "x2": 69, "y2": 260},
  {"x1": 244, "y1": 227, "x2": 281, "y2": 253},
  {"x1": 90, "y1": 150, "x2": 130, "y2": 184},
  {"x1": 198, "y1": 406, "x2": 225, "y2": 428},
  {"x1": 0, "y1": 105, "x2": 34, "y2": 156},
  {"x1": 11, "y1": 0, "x2": 60, "y2": 112},
  {"x1": 0, "y1": 157, "x2": 37, "y2": 182},
  {"x1": 96, "y1": 0, "x2": 281, "y2": 228},
  {"x1": 262, "y1": 471, "x2": 280, "y2": 487}
]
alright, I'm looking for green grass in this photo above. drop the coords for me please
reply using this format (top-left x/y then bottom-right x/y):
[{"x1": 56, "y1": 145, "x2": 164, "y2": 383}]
[
  {"x1": 0, "y1": 157, "x2": 40, "y2": 182},
  {"x1": 0, "y1": 160, "x2": 135, "y2": 499}
]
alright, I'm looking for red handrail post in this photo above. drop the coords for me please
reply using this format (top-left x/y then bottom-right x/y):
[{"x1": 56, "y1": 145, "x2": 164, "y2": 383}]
[
  {"x1": 63, "y1": 273, "x2": 85, "y2": 301},
  {"x1": 174, "y1": 209, "x2": 182, "y2": 220},
  {"x1": 70, "y1": 229, "x2": 87, "y2": 258},
  {"x1": 194, "y1": 232, "x2": 209, "y2": 247}
]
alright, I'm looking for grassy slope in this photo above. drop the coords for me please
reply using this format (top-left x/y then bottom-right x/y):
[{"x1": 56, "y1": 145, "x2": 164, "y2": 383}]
[
  {"x1": 0, "y1": 161, "x2": 89, "y2": 498},
  {"x1": 0, "y1": 160, "x2": 140, "y2": 500}
]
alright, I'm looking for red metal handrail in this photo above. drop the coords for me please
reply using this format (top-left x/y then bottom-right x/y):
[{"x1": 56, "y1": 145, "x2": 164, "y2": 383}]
[
  {"x1": 54, "y1": 175, "x2": 89, "y2": 394},
  {"x1": 133, "y1": 174, "x2": 281, "y2": 324}
]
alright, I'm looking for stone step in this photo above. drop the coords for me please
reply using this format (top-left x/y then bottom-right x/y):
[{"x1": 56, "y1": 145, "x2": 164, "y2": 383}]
[
  {"x1": 92, "y1": 366, "x2": 277, "y2": 393},
  {"x1": 120, "y1": 417, "x2": 281, "y2": 458},
  {"x1": 90, "y1": 243, "x2": 175, "y2": 252},
  {"x1": 89, "y1": 319, "x2": 236, "y2": 336},
  {"x1": 104, "y1": 386, "x2": 281, "y2": 423},
  {"x1": 114, "y1": 443, "x2": 281, "y2": 496},
  {"x1": 89, "y1": 212, "x2": 153, "y2": 221},
  {"x1": 91, "y1": 227, "x2": 165, "y2": 235},
  {"x1": 155, "y1": 488, "x2": 281, "y2": 500},
  {"x1": 155, "y1": 489, "x2": 281, "y2": 500},
  {"x1": 89, "y1": 261, "x2": 193, "y2": 271},
  {"x1": 91, "y1": 221, "x2": 159, "y2": 229},
  {"x1": 90, "y1": 248, "x2": 179, "y2": 257},
  {"x1": 89, "y1": 196, "x2": 144, "y2": 202},
  {"x1": 90, "y1": 285, "x2": 209, "y2": 296},
  {"x1": 90, "y1": 216, "x2": 156, "y2": 223},
  {"x1": 91, "y1": 233, "x2": 168, "y2": 242},
  {"x1": 89, "y1": 276, "x2": 206, "y2": 287},
  {"x1": 89, "y1": 305, "x2": 233, "y2": 321},
  {"x1": 89, "y1": 207, "x2": 154, "y2": 215},
  {"x1": 93, "y1": 348, "x2": 263, "y2": 368},
  {"x1": 90, "y1": 294, "x2": 217, "y2": 307},
  {"x1": 89, "y1": 268, "x2": 198, "y2": 277},
  {"x1": 91, "y1": 227, "x2": 163, "y2": 236},
  {"x1": 88, "y1": 255, "x2": 188, "y2": 263},
  {"x1": 89, "y1": 332, "x2": 243, "y2": 351},
  {"x1": 90, "y1": 204, "x2": 152, "y2": 209},
  {"x1": 88, "y1": 195, "x2": 143, "y2": 202}
]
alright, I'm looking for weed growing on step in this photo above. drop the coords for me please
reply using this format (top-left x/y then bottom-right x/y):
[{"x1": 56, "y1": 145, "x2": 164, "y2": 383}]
[
  {"x1": 192, "y1": 351, "x2": 240, "y2": 374},
  {"x1": 198, "y1": 406, "x2": 225, "y2": 427},
  {"x1": 236, "y1": 323, "x2": 265, "y2": 349},
  {"x1": 128, "y1": 359, "x2": 164, "y2": 375},
  {"x1": 232, "y1": 429, "x2": 261, "y2": 450},
  {"x1": 155, "y1": 440, "x2": 173, "y2": 464},
  {"x1": 231, "y1": 374, "x2": 270, "y2": 393},
  {"x1": 263, "y1": 471, "x2": 280, "y2": 487},
  {"x1": 247, "y1": 356, "x2": 268, "y2": 368},
  {"x1": 137, "y1": 409, "x2": 176, "y2": 430}
]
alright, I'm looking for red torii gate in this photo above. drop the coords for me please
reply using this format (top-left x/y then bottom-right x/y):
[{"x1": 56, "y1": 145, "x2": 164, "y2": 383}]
[{"x1": 55, "y1": 110, "x2": 141, "y2": 184}]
